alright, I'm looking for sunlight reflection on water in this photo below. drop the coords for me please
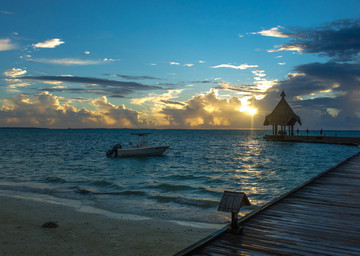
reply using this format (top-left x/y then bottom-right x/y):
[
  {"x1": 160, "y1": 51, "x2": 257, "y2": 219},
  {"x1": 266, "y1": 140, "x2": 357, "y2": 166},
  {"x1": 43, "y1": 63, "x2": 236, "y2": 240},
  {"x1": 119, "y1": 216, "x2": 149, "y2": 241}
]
[{"x1": 0, "y1": 129, "x2": 359, "y2": 224}]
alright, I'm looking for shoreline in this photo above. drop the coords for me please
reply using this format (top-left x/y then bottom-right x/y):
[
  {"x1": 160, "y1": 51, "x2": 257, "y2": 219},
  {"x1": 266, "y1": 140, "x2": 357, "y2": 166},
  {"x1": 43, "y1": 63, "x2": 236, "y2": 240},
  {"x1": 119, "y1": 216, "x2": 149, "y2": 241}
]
[{"x1": 0, "y1": 193, "x2": 218, "y2": 256}]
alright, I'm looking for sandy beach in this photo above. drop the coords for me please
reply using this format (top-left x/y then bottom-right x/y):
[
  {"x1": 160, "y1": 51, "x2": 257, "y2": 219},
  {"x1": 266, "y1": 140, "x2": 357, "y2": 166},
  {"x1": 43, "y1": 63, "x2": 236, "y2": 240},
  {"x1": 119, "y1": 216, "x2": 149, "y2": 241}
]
[{"x1": 0, "y1": 194, "x2": 217, "y2": 256}]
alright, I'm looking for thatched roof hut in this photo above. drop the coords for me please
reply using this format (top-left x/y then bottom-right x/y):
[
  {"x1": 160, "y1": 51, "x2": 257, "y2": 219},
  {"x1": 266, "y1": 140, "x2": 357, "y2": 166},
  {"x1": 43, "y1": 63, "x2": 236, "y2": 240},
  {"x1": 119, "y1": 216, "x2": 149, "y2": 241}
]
[{"x1": 264, "y1": 90, "x2": 301, "y2": 135}]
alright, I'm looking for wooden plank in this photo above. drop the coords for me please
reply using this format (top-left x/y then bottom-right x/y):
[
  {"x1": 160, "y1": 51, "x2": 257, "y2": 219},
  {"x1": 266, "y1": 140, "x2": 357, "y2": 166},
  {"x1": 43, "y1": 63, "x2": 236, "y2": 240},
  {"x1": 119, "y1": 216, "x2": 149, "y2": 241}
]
[{"x1": 175, "y1": 152, "x2": 360, "y2": 256}]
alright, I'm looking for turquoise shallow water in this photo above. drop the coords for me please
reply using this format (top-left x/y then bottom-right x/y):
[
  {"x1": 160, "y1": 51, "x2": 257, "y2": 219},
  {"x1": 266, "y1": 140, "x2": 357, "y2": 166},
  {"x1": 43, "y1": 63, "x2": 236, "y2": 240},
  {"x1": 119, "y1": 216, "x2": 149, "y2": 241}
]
[{"x1": 0, "y1": 129, "x2": 359, "y2": 224}]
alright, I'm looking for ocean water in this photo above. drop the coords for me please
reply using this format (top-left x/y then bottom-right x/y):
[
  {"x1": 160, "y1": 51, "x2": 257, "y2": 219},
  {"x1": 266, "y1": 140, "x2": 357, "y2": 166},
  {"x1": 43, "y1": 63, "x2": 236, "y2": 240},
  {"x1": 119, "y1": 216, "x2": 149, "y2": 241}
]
[{"x1": 0, "y1": 129, "x2": 359, "y2": 226}]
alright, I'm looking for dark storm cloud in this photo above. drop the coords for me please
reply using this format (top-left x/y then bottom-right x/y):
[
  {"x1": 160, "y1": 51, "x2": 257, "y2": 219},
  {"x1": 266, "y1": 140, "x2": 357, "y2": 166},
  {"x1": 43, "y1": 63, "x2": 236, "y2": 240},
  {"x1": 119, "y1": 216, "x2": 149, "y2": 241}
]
[
  {"x1": 276, "y1": 18, "x2": 360, "y2": 61},
  {"x1": 278, "y1": 62, "x2": 360, "y2": 96}
]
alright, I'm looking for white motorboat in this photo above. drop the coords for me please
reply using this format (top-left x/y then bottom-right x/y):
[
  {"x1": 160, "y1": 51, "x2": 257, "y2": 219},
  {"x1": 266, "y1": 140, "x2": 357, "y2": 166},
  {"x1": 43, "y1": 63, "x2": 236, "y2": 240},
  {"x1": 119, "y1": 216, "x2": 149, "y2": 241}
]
[{"x1": 106, "y1": 133, "x2": 169, "y2": 157}]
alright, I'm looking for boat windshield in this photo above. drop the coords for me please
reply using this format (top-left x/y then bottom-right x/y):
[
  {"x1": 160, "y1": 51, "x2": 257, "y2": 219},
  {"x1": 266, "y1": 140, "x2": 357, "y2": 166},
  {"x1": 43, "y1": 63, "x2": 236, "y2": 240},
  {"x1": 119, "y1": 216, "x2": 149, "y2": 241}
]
[{"x1": 130, "y1": 133, "x2": 151, "y2": 147}]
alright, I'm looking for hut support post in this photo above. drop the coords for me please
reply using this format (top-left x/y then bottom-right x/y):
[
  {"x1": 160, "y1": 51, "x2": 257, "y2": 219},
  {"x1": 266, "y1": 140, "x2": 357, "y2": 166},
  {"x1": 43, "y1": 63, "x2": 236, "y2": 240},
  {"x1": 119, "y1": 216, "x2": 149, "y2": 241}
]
[{"x1": 231, "y1": 212, "x2": 239, "y2": 229}]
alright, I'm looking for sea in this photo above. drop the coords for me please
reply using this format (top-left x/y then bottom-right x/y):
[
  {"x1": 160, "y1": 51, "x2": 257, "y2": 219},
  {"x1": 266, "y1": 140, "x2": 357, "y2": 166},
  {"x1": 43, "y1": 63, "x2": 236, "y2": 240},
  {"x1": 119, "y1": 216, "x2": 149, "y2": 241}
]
[{"x1": 0, "y1": 129, "x2": 359, "y2": 228}]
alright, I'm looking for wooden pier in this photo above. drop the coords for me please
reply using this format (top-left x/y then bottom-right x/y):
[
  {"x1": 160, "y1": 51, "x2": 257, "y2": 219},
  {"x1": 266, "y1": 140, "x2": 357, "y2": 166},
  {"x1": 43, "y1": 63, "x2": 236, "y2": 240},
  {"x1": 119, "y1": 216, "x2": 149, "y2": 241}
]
[
  {"x1": 175, "y1": 153, "x2": 360, "y2": 255},
  {"x1": 264, "y1": 134, "x2": 360, "y2": 146}
]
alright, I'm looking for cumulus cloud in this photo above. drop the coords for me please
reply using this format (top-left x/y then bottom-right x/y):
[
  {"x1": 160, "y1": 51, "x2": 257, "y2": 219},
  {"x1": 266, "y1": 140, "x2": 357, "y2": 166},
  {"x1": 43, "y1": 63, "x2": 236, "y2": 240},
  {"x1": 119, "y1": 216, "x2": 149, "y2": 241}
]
[
  {"x1": 0, "y1": 38, "x2": 17, "y2": 51},
  {"x1": 0, "y1": 92, "x2": 145, "y2": 128},
  {"x1": 27, "y1": 58, "x2": 100, "y2": 65},
  {"x1": 4, "y1": 68, "x2": 27, "y2": 77},
  {"x1": 184, "y1": 64, "x2": 194, "y2": 67},
  {"x1": 170, "y1": 62, "x2": 180, "y2": 65},
  {"x1": 268, "y1": 18, "x2": 360, "y2": 61},
  {"x1": 33, "y1": 38, "x2": 65, "y2": 48},
  {"x1": 160, "y1": 89, "x2": 262, "y2": 128},
  {"x1": 211, "y1": 64, "x2": 258, "y2": 70}
]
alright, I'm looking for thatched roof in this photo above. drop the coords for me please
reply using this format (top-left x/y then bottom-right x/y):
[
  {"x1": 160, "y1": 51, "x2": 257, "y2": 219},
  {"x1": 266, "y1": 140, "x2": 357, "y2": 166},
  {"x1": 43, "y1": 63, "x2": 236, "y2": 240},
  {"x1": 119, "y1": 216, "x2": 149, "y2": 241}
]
[{"x1": 264, "y1": 91, "x2": 302, "y2": 126}]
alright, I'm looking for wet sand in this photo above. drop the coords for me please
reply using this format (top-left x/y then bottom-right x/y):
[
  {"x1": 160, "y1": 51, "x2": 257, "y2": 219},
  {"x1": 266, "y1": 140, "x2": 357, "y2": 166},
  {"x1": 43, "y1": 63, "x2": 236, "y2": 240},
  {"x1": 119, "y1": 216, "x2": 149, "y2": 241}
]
[{"x1": 0, "y1": 195, "x2": 217, "y2": 256}]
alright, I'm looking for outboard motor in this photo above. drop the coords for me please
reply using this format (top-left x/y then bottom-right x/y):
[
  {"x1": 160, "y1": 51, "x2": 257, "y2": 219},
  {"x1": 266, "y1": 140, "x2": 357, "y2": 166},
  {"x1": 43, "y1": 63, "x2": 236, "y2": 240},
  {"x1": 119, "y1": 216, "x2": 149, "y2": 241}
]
[{"x1": 106, "y1": 144, "x2": 122, "y2": 157}]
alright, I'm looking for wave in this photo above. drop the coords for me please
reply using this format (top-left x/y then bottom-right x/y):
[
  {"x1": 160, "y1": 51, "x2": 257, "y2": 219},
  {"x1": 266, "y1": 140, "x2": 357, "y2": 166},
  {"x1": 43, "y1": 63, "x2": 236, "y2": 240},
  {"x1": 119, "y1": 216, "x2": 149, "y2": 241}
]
[
  {"x1": 163, "y1": 174, "x2": 223, "y2": 184},
  {"x1": 150, "y1": 195, "x2": 219, "y2": 209},
  {"x1": 90, "y1": 180, "x2": 123, "y2": 190},
  {"x1": 148, "y1": 183, "x2": 195, "y2": 192},
  {"x1": 44, "y1": 176, "x2": 67, "y2": 184},
  {"x1": 73, "y1": 187, "x2": 146, "y2": 196}
]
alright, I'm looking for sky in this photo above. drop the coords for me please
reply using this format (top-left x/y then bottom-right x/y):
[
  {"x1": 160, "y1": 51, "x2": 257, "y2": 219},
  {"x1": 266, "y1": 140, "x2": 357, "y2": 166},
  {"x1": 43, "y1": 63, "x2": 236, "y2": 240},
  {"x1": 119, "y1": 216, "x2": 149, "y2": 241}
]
[{"x1": 1, "y1": 0, "x2": 360, "y2": 130}]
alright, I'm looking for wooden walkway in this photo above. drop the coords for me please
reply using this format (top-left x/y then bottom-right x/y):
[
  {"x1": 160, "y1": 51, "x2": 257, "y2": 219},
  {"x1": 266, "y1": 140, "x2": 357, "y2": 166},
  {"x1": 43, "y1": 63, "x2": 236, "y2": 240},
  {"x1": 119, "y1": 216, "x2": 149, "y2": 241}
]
[
  {"x1": 264, "y1": 134, "x2": 360, "y2": 146},
  {"x1": 175, "y1": 153, "x2": 360, "y2": 256}
]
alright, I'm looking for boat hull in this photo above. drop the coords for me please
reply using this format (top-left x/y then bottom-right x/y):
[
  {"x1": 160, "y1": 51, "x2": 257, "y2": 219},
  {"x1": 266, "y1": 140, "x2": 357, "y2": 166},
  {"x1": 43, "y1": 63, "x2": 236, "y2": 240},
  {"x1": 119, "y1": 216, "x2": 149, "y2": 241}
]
[{"x1": 116, "y1": 145, "x2": 169, "y2": 157}]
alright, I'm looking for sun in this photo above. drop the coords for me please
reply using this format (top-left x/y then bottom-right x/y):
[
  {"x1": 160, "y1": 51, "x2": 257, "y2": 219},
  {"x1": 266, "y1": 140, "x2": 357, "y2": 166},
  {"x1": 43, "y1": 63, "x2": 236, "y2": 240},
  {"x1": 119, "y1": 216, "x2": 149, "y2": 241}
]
[
  {"x1": 239, "y1": 106, "x2": 258, "y2": 115},
  {"x1": 246, "y1": 107, "x2": 257, "y2": 115}
]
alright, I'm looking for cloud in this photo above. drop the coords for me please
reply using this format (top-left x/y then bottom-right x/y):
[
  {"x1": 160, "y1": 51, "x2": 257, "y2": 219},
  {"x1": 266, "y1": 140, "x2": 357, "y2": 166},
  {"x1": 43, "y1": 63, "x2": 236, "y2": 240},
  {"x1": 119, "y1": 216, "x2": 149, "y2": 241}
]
[
  {"x1": 131, "y1": 90, "x2": 183, "y2": 106},
  {"x1": 278, "y1": 62, "x2": 360, "y2": 96},
  {"x1": 211, "y1": 64, "x2": 258, "y2": 70},
  {"x1": 278, "y1": 62, "x2": 286, "y2": 65},
  {"x1": 103, "y1": 58, "x2": 119, "y2": 62},
  {"x1": 82, "y1": 51, "x2": 90, "y2": 55},
  {"x1": 0, "y1": 10, "x2": 14, "y2": 15},
  {"x1": 0, "y1": 38, "x2": 17, "y2": 51},
  {"x1": 254, "y1": 26, "x2": 291, "y2": 38},
  {"x1": 0, "y1": 92, "x2": 145, "y2": 128},
  {"x1": 105, "y1": 74, "x2": 161, "y2": 80},
  {"x1": 268, "y1": 18, "x2": 360, "y2": 61},
  {"x1": 20, "y1": 75, "x2": 162, "y2": 90},
  {"x1": 170, "y1": 62, "x2": 180, "y2": 65},
  {"x1": 18, "y1": 75, "x2": 163, "y2": 98},
  {"x1": 184, "y1": 64, "x2": 194, "y2": 67},
  {"x1": 33, "y1": 38, "x2": 65, "y2": 48},
  {"x1": 27, "y1": 58, "x2": 101, "y2": 65},
  {"x1": 4, "y1": 68, "x2": 27, "y2": 77},
  {"x1": 214, "y1": 69, "x2": 277, "y2": 100},
  {"x1": 3, "y1": 68, "x2": 29, "y2": 92},
  {"x1": 215, "y1": 82, "x2": 264, "y2": 94},
  {"x1": 160, "y1": 89, "x2": 263, "y2": 128},
  {"x1": 268, "y1": 44, "x2": 304, "y2": 53},
  {"x1": 273, "y1": 61, "x2": 360, "y2": 129},
  {"x1": 160, "y1": 100, "x2": 185, "y2": 106}
]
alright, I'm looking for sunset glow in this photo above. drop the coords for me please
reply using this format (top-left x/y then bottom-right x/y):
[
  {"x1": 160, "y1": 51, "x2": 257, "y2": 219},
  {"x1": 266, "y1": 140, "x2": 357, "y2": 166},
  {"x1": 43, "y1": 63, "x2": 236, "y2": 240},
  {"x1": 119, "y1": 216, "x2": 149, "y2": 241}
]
[
  {"x1": 0, "y1": 1, "x2": 359, "y2": 129},
  {"x1": 239, "y1": 106, "x2": 258, "y2": 116}
]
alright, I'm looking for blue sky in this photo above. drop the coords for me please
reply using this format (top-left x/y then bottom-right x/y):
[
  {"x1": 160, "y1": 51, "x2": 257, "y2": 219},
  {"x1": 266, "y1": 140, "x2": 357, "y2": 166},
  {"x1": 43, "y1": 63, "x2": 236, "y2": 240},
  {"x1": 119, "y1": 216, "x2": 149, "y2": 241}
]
[{"x1": 1, "y1": 0, "x2": 360, "y2": 129}]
